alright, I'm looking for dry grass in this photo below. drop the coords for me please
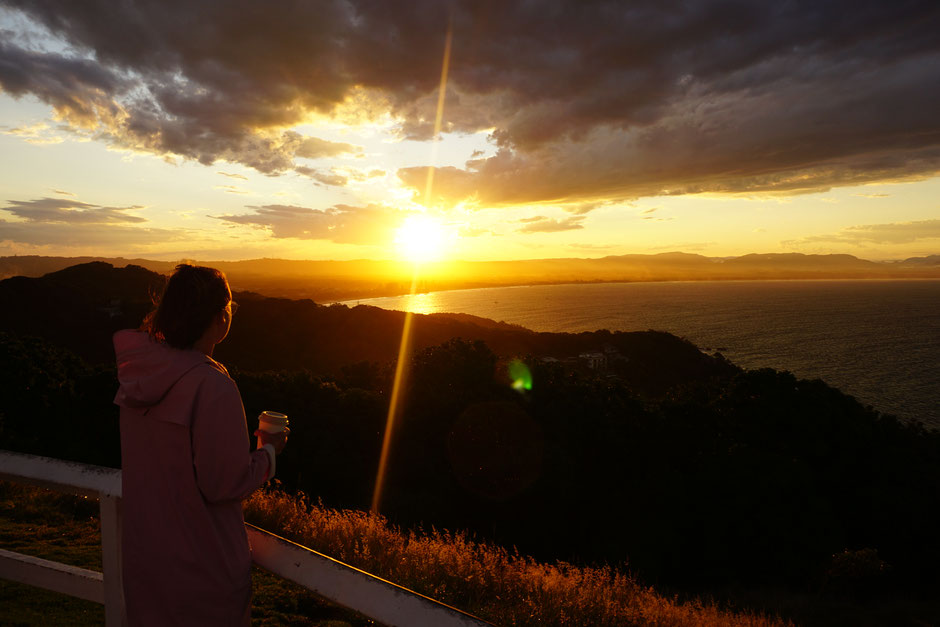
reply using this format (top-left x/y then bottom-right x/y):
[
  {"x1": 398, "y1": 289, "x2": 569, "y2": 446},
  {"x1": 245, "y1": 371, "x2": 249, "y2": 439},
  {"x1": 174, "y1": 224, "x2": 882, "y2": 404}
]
[{"x1": 245, "y1": 485, "x2": 791, "y2": 627}]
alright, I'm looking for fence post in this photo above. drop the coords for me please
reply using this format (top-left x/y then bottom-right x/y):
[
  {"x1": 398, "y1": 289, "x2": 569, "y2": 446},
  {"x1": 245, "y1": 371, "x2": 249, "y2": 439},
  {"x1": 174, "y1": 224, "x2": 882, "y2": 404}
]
[{"x1": 99, "y1": 494, "x2": 125, "y2": 627}]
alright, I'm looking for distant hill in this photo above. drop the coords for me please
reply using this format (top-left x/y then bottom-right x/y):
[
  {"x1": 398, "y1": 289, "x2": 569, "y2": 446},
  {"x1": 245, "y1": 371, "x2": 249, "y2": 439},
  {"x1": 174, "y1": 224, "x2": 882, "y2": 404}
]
[
  {"x1": 0, "y1": 262, "x2": 728, "y2": 395},
  {"x1": 898, "y1": 254, "x2": 940, "y2": 266},
  {"x1": 2, "y1": 252, "x2": 938, "y2": 302}
]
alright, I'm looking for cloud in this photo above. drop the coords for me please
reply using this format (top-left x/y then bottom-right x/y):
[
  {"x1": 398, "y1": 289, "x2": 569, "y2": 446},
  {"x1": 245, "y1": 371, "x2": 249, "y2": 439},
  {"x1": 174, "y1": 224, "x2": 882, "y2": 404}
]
[
  {"x1": 785, "y1": 219, "x2": 940, "y2": 246},
  {"x1": 343, "y1": 168, "x2": 387, "y2": 181},
  {"x1": 1, "y1": 197, "x2": 146, "y2": 223},
  {"x1": 213, "y1": 203, "x2": 403, "y2": 244},
  {"x1": 0, "y1": 37, "x2": 126, "y2": 128},
  {"x1": 0, "y1": 219, "x2": 188, "y2": 247},
  {"x1": 1, "y1": 0, "x2": 938, "y2": 202},
  {"x1": 294, "y1": 166, "x2": 349, "y2": 187},
  {"x1": 564, "y1": 202, "x2": 603, "y2": 215},
  {"x1": 2, "y1": 120, "x2": 65, "y2": 144},
  {"x1": 214, "y1": 185, "x2": 248, "y2": 195},
  {"x1": 323, "y1": 166, "x2": 386, "y2": 183},
  {"x1": 294, "y1": 136, "x2": 360, "y2": 159},
  {"x1": 402, "y1": 84, "x2": 940, "y2": 205},
  {"x1": 0, "y1": 193, "x2": 200, "y2": 250},
  {"x1": 217, "y1": 171, "x2": 248, "y2": 181},
  {"x1": 517, "y1": 216, "x2": 585, "y2": 233}
]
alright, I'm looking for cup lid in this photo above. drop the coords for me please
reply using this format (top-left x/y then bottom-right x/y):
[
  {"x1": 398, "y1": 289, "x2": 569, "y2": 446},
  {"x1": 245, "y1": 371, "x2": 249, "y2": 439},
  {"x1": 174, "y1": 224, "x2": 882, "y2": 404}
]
[{"x1": 260, "y1": 411, "x2": 288, "y2": 424}]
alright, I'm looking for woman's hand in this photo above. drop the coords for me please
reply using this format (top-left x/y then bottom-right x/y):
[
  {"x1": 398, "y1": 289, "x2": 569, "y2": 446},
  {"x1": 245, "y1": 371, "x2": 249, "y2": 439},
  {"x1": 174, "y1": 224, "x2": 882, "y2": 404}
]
[{"x1": 255, "y1": 428, "x2": 289, "y2": 454}]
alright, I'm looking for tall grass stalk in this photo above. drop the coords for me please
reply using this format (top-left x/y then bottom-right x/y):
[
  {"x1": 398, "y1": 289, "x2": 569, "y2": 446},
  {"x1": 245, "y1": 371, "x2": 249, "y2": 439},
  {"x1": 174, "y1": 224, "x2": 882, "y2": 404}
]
[{"x1": 245, "y1": 485, "x2": 790, "y2": 627}]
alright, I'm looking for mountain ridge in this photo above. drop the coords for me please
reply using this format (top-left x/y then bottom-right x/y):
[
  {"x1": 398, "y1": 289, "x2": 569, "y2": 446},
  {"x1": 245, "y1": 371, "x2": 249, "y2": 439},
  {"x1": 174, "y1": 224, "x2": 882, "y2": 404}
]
[{"x1": 1, "y1": 252, "x2": 938, "y2": 302}]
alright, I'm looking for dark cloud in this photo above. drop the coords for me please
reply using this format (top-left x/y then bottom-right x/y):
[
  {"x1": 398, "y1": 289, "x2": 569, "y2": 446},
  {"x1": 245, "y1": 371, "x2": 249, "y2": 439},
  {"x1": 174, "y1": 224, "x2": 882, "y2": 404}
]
[
  {"x1": 1, "y1": 197, "x2": 146, "y2": 223},
  {"x1": 213, "y1": 203, "x2": 401, "y2": 244},
  {"x1": 0, "y1": 37, "x2": 126, "y2": 127},
  {"x1": 1, "y1": 0, "x2": 938, "y2": 201}
]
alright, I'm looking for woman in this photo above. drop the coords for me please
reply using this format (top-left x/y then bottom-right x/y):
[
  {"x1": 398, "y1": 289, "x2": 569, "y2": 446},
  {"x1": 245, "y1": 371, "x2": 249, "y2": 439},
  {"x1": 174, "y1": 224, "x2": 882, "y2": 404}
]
[{"x1": 114, "y1": 264, "x2": 288, "y2": 626}]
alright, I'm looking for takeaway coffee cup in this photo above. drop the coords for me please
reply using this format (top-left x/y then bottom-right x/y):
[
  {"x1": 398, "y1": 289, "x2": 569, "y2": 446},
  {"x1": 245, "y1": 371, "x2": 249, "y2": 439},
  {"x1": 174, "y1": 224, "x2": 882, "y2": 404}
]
[{"x1": 257, "y1": 411, "x2": 289, "y2": 448}]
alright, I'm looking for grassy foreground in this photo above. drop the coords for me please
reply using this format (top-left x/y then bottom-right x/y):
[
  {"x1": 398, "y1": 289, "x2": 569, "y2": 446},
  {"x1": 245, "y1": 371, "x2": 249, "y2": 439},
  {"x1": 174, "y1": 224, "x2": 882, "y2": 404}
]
[
  {"x1": 1, "y1": 480, "x2": 786, "y2": 626},
  {"x1": 244, "y1": 484, "x2": 788, "y2": 627},
  {"x1": 0, "y1": 482, "x2": 374, "y2": 626},
  {"x1": 10, "y1": 479, "x2": 940, "y2": 626}
]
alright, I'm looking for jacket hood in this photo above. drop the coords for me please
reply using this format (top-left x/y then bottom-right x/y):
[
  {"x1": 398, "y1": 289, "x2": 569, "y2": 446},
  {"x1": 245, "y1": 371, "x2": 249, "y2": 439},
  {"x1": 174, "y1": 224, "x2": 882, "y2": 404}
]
[{"x1": 113, "y1": 330, "x2": 223, "y2": 409}]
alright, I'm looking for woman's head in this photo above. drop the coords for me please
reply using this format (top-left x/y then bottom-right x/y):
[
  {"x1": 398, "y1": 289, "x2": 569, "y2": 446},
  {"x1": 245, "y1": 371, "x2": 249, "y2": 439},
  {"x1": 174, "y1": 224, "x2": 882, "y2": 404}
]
[{"x1": 143, "y1": 264, "x2": 232, "y2": 349}]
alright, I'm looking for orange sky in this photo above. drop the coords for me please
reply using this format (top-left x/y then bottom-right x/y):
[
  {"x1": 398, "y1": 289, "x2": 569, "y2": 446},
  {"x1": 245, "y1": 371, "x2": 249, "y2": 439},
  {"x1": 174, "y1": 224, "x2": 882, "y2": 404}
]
[{"x1": 1, "y1": 1, "x2": 938, "y2": 262}]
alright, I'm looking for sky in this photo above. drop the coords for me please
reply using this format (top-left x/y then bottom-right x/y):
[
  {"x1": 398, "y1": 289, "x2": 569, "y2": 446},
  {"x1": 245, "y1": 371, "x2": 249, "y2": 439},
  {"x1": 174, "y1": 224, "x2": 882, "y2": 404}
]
[{"x1": 0, "y1": 0, "x2": 938, "y2": 263}]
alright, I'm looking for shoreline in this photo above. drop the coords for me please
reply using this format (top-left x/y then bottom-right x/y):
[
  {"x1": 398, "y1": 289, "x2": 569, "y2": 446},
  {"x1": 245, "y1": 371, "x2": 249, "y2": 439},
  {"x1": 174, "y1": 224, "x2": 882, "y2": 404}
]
[{"x1": 331, "y1": 275, "x2": 940, "y2": 306}]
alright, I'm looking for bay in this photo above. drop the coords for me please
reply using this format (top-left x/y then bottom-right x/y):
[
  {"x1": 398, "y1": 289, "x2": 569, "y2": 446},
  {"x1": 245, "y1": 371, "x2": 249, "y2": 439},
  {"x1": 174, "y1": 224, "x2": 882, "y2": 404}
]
[{"x1": 346, "y1": 279, "x2": 940, "y2": 428}]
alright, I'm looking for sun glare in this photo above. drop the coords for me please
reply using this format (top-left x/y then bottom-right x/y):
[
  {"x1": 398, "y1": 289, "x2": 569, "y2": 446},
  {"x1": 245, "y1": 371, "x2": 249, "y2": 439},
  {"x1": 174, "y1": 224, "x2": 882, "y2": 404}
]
[{"x1": 395, "y1": 215, "x2": 448, "y2": 263}]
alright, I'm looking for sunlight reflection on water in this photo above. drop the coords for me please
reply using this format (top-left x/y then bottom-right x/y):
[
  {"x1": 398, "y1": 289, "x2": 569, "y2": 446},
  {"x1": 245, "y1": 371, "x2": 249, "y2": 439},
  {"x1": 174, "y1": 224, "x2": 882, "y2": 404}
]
[{"x1": 399, "y1": 292, "x2": 443, "y2": 315}]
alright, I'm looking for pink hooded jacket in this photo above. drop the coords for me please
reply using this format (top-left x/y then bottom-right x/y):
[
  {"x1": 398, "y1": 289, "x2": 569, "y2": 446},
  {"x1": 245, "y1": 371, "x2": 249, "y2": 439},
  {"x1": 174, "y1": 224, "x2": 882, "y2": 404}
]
[{"x1": 114, "y1": 330, "x2": 271, "y2": 626}]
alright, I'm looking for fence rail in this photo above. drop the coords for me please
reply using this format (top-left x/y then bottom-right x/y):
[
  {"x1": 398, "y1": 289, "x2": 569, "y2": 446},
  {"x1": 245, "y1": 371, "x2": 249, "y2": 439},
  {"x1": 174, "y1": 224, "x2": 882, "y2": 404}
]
[{"x1": 0, "y1": 449, "x2": 491, "y2": 627}]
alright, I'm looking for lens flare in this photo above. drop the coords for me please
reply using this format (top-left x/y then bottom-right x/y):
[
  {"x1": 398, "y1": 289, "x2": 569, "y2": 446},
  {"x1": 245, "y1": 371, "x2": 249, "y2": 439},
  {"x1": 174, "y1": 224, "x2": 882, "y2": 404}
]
[
  {"x1": 372, "y1": 17, "x2": 453, "y2": 514},
  {"x1": 509, "y1": 359, "x2": 533, "y2": 392},
  {"x1": 370, "y1": 267, "x2": 418, "y2": 513}
]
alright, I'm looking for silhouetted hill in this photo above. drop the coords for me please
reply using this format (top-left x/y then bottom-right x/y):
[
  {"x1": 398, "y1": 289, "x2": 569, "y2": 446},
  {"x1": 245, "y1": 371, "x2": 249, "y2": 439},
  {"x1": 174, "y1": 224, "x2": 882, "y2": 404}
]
[
  {"x1": 0, "y1": 263, "x2": 729, "y2": 396},
  {"x1": 0, "y1": 262, "x2": 165, "y2": 363},
  {"x1": 0, "y1": 255, "x2": 177, "y2": 280}
]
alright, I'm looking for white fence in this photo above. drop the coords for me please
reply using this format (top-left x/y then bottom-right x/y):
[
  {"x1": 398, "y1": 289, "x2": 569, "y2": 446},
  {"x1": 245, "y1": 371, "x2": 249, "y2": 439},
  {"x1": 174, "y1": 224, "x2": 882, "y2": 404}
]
[{"x1": 0, "y1": 449, "x2": 492, "y2": 627}]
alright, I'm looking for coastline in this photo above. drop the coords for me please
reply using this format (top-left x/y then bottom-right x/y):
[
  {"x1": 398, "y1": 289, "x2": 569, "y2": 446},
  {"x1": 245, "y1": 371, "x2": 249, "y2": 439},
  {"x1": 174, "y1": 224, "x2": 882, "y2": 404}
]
[{"x1": 332, "y1": 275, "x2": 940, "y2": 306}]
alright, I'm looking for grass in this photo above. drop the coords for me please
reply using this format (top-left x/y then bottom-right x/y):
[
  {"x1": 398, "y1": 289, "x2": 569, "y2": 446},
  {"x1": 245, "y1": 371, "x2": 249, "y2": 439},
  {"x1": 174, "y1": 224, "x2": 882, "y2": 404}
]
[
  {"x1": 0, "y1": 482, "x2": 376, "y2": 626},
  {"x1": 244, "y1": 483, "x2": 789, "y2": 627},
  {"x1": 15, "y1": 479, "x2": 932, "y2": 626},
  {"x1": 1, "y1": 480, "x2": 786, "y2": 626},
  {"x1": 9, "y1": 483, "x2": 940, "y2": 627},
  {"x1": 0, "y1": 484, "x2": 105, "y2": 626}
]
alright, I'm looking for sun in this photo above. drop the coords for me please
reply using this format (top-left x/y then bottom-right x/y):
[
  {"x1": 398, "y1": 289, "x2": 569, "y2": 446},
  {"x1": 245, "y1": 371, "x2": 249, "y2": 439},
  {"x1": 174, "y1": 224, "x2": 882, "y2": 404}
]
[{"x1": 395, "y1": 215, "x2": 448, "y2": 263}]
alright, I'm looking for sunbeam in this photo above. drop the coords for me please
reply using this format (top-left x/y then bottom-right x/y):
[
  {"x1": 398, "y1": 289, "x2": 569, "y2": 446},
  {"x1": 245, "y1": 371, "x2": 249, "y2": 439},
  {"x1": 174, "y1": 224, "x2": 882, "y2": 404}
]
[{"x1": 371, "y1": 17, "x2": 454, "y2": 514}]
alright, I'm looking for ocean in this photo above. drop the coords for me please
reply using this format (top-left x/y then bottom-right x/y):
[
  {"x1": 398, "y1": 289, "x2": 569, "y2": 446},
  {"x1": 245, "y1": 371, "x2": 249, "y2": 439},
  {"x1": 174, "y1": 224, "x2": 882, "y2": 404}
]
[{"x1": 345, "y1": 279, "x2": 940, "y2": 428}]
